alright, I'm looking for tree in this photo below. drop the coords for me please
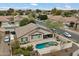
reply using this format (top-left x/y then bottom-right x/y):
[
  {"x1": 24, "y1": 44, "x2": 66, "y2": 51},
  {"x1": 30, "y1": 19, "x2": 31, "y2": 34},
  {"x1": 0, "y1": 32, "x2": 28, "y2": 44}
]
[
  {"x1": 36, "y1": 9, "x2": 41, "y2": 13},
  {"x1": 38, "y1": 15, "x2": 48, "y2": 20},
  {"x1": 19, "y1": 18, "x2": 29, "y2": 26},
  {"x1": 26, "y1": 45, "x2": 33, "y2": 51},
  {"x1": 51, "y1": 8, "x2": 62, "y2": 15},
  {"x1": 6, "y1": 8, "x2": 14, "y2": 15},
  {"x1": 45, "y1": 20, "x2": 63, "y2": 29},
  {"x1": 17, "y1": 9, "x2": 24, "y2": 15},
  {"x1": 0, "y1": 11, "x2": 6, "y2": 16},
  {"x1": 19, "y1": 17, "x2": 35, "y2": 26},
  {"x1": 62, "y1": 12, "x2": 73, "y2": 17}
]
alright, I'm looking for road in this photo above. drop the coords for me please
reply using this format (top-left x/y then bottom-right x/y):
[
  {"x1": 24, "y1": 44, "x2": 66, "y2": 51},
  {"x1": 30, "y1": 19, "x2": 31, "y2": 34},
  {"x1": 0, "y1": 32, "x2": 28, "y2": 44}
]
[
  {"x1": 0, "y1": 35, "x2": 11, "y2": 56},
  {"x1": 35, "y1": 19, "x2": 79, "y2": 41},
  {"x1": 55, "y1": 29, "x2": 79, "y2": 41}
]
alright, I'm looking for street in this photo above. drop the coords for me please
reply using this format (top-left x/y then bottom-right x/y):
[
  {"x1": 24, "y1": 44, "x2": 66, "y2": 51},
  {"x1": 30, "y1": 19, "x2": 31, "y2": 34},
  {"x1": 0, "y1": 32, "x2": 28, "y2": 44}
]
[
  {"x1": 55, "y1": 29, "x2": 79, "y2": 41},
  {"x1": 0, "y1": 35, "x2": 11, "y2": 56}
]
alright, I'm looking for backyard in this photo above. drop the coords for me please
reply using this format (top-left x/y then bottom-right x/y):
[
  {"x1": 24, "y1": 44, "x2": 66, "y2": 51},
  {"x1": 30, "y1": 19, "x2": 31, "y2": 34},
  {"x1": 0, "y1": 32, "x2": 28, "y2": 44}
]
[{"x1": 11, "y1": 40, "x2": 39, "y2": 56}]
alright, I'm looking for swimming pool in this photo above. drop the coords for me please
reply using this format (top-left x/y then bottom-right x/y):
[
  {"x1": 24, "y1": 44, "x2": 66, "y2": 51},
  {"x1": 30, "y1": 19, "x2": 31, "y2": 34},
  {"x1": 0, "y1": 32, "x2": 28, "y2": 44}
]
[{"x1": 36, "y1": 41, "x2": 58, "y2": 49}]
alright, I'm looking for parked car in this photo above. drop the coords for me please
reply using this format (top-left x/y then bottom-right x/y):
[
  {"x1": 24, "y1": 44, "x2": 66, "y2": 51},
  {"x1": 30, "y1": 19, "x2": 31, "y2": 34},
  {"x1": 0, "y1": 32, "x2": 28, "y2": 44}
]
[
  {"x1": 63, "y1": 32, "x2": 71, "y2": 38},
  {"x1": 4, "y1": 36, "x2": 10, "y2": 42}
]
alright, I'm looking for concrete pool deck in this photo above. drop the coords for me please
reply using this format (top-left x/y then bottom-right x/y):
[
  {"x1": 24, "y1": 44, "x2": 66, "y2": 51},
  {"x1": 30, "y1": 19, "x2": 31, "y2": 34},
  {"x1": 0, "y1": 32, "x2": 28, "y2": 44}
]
[
  {"x1": 20, "y1": 38, "x2": 55, "y2": 48},
  {"x1": 20, "y1": 38, "x2": 73, "y2": 55}
]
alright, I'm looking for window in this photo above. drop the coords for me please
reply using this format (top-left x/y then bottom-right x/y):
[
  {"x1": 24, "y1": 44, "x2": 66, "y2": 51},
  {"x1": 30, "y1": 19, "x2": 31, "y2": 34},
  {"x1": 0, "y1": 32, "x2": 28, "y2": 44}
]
[
  {"x1": 9, "y1": 22, "x2": 14, "y2": 25},
  {"x1": 21, "y1": 37, "x2": 28, "y2": 43},
  {"x1": 31, "y1": 34, "x2": 42, "y2": 39},
  {"x1": 11, "y1": 22, "x2": 14, "y2": 24},
  {"x1": 43, "y1": 34, "x2": 52, "y2": 39}
]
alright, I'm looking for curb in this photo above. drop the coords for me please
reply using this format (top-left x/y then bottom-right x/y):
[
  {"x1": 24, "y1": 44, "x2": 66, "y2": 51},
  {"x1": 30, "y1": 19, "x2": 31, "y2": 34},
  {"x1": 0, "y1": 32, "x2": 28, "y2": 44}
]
[{"x1": 65, "y1": 29, "x2": 79, "y2": 35}]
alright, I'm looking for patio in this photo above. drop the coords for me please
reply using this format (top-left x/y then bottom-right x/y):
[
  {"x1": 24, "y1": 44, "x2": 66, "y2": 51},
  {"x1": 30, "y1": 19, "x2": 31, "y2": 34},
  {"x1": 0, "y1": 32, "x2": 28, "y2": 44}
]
[{"x1": 20, "y1": 36, "x2": 73, "y2": 55}]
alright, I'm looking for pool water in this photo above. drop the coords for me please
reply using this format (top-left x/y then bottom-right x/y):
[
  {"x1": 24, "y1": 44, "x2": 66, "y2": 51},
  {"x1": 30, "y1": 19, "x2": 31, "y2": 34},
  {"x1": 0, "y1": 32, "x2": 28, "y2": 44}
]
[{"x1": 36, "y1": 41, "x2": 58, "y2": 49}]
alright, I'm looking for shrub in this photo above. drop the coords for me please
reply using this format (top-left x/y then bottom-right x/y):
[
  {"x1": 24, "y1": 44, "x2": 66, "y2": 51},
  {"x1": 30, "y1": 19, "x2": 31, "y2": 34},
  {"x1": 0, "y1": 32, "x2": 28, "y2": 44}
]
[
  {"x1": 19, "y1": 18, "x2": 35, "y2": 26},
  {"x1": 57, "y1": 39, "x2": 61, "y2": 41},
  {"x1": 26, "y1": 45, "x2": 33, "y2": 51},
  {"x1": 19, "y1": 18, "x2": 28, "y2": 26},
  {"x1": 38, "y1": 15, "x2": 48, "y2": 20}
]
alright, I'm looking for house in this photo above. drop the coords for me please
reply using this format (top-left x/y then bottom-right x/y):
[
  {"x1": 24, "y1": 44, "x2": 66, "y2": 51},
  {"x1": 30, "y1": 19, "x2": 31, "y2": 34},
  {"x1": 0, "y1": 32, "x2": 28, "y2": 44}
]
[
  {"x1": 47, "y1": 15, "x2": 64, "y2": 22},
  {"x1": 47, "y1": 15, "x2": 79, "y2": 23},
  {"x1": 0, "y1": 16, "x2": 24, "y2": 33},
  {"x1": 15, "y1": 23, "x2": 53, "y2": 44},
  {"x1": 0, "y1": 16, "x2": 14, "y2": 33}
]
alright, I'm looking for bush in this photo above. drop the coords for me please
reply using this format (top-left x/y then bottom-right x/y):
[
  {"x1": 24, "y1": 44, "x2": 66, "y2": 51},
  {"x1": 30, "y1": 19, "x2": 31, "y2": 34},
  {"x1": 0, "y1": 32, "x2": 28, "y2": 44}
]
[
  {"x1": 11, "y1": 40, "x2": 20, "y2": 49},
  {"x1": 19, "y1": 18, "x2": 28, "y2": 26},
  {"x1": 38, "y1": 15, "x2": 48, "y2": 20},
  {"x1": 57, "y1": 39, "x2": 61, "y2": 41},
  {"x1": 12, "y1": 41, "x2": 34, "y2": 56},
  {"x1": 22, "y1": 50, "x2": 31, "y2": 56},
  {"x1": 19, "y1": 18, "x2": 35, "y2": 26},
  {"x1": 26, "y1": 45, "x2": 33, "y2": 51},
  {"x1": 45, "y1": 20, "x2": 63, "y2": 29}
]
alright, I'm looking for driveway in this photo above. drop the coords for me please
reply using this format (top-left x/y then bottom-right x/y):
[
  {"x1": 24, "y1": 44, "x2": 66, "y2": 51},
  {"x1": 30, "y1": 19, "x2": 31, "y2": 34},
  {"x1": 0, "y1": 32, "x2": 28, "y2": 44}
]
[{"x1": 0, "y1": 35, "x2": 11, "y2": 56}]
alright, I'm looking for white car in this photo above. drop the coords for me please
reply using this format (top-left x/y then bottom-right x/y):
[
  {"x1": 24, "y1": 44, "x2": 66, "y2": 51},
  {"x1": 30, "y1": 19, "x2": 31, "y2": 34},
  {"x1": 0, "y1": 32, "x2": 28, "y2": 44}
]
[
  {"x1": 63, "y1": 32, "x2": 71, "y2": 38},
  {"x1": 4, "y1": 36, "x2": 10, "y2": 42}
]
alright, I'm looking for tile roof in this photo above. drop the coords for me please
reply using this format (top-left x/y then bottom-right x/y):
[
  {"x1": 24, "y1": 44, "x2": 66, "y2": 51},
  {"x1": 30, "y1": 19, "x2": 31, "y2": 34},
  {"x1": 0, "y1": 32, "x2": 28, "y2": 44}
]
[
  {"x1": 0, "y1": 15, "x2": 24, "y2": 22},
  {"x1": 15, "y1": 23, "x2": 52, "y2": 38},
  {"x1": 48, "y1": 15, "x2": 79, "y2": 23},
  {"x1": 0, "y1": 16, "x2": 13, "y2": 22}
]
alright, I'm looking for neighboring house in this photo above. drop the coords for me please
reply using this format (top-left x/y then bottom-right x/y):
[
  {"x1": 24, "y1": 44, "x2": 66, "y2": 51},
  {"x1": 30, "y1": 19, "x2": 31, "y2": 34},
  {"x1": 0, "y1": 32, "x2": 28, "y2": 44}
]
[
  {"x1": 0, "y1": 16, "x2": 15, "y2": 33},
  {"x1": 47, "y1": 15, "x2": 79, "y2": 23},
  {"x1": 48, "y1": 15, "x2": 79, "y2": 29},
  {"x1": 15, "y1": 23, "x2": 53, "y2": 44},
  {"x1": 0, "y1": 16, "x2": 24, "y2": 33}
]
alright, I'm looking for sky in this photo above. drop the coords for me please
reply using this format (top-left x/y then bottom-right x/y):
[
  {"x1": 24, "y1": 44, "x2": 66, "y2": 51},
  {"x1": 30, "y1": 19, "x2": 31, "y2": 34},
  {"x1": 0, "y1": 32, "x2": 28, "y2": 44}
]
[{"x1": 0, "y1": 3, "x2": 79, "y2": 10}]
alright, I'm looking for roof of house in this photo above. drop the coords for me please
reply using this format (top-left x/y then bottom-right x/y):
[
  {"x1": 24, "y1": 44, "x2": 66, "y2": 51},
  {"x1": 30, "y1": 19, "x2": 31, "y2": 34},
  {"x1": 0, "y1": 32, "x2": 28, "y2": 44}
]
[
  {"x1": 0, "y1": 15, "x2": 25, "y2": 22},
  {"x1": 43, "y1": 44, "x2": 79, "y2": 56},
  {"x1": 64, "y1": 17, "x2": 78, "y2": 23},
  {"x1": 0, "y1": 16, "x2": 13, "y2": 22},
  {"x1": 14, "y1": 15, "x2": 25, "y2": 22},
  {"x1": 48, "y1": 15, "x2": 64, "y2": 22},
  {"x1": 48, "y1": 15, "x2": 79, "y2": 23},
  {"x1": 15, "y1": 23, "x2": 52, "y2": 38}
]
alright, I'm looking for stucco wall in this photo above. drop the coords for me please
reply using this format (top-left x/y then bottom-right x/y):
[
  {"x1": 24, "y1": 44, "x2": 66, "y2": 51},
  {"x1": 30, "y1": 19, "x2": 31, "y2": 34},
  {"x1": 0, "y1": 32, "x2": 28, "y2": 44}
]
[{"x1": 19, "y1": 28, "x2": 53, "y2": 43}]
